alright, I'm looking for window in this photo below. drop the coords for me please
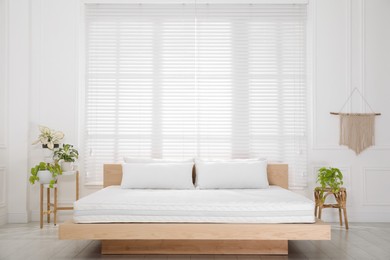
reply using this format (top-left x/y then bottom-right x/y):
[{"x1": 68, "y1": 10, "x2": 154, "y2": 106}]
[{"x1": 83, "y1": 3, "x2": 307, "y2": 188}]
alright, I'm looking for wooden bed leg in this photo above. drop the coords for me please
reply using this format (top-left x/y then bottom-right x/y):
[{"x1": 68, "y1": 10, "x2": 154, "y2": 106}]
[{"x1": 101, "y1": 240, "x2": 288, "y2": 255}]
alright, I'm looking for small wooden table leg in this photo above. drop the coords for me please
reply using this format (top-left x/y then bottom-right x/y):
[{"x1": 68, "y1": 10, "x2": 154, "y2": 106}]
[
  {"x1": 338, "y1": 208, "x2": 343, "y2": 226},
  {"x1": 76, "y1": 171, "x2": 79, "y2": 200},
  {"x1": 339, "y1": 188, "x2": 348, "y2": 229},
  {"x1": 54, "y1": 186, "x2": 58, "y2": 226},
  {"x1": 40, "y1": 184, "x2": 43, "y2": 229},
  {"x1": 314, "y1": 189, "x2": 320, "y2": 219},
  {"x1": 343, "y1": 207, "x2": 349, "y2": 229},
  {"x1": 47, "y1": 188, "x2": 50, "y2": 223}
]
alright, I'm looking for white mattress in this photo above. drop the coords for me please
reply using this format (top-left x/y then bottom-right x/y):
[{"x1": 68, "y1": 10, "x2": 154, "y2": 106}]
[{"x1": 74, "y1": 186, "x2": 315, "y2": 224}]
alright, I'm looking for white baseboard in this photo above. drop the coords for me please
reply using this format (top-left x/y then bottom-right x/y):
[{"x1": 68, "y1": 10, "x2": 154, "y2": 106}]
[
  {"x1": 0, "y1": 213, "x2": 6, "y2": 225},
  {"x1": 0, "y1": 206, "x2": 6, "y2": 225},
  {"x1": 7, "y1": 212, "x2": 29, "y2": 223},
  {"x1": 347, "y1": 211, "x2": 390, "y2": 222},
  {"x1": 317, "y1": 210, "x2": 390, "y2": 223}
]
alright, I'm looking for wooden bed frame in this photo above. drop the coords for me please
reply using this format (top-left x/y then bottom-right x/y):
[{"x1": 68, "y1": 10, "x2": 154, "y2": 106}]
[{"x1": 59, "y1": 163, "x2": 330, "y2": 255}]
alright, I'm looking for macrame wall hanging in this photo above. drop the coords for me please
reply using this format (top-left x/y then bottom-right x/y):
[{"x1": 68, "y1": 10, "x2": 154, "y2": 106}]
[{"x1": 330, "y1": 88, "x2": 381, "y2": 155}]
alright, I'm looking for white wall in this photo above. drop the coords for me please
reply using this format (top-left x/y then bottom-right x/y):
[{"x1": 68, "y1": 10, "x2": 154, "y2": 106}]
[
  {"x1": 2, "y1": 0, "x2": 390, "y2": 224},
  {"x1": 308, "y1": 0, "x2": 390, "y2": 222},
  {"x1": 0, "y1": 0, "x2": 8, "y2": 226},
  {"x1": 6, "y1": 0, "x2": 31, "y2": 223}
]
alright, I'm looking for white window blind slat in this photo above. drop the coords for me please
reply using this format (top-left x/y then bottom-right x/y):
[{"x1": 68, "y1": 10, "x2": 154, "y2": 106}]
[{"x1": 84, "y1": 3, "x2": 307, "y2": 188}]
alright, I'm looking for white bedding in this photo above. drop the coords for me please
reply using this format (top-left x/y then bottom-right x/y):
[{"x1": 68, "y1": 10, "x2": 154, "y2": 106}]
[{"x1": 74, "y1": 186, "x2": 315, "y2": 224}]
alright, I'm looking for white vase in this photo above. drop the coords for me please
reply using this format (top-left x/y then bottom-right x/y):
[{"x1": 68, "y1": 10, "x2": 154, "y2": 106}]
[
  {"x1": 61, "y1": 161, "x2": 73, "y2": 172},
  {"x1": 38, "y1": 170, "x2": 53, "y2": 184}
]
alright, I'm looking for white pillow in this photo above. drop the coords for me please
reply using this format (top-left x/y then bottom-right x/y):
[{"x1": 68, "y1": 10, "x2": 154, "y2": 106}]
[
  {"x1": 124, "y1": 157, "x2": 193, "y2": 164},
  {"x1": 195, "y1": 159, "x2": 269, "y2": 189},
  {"x1": 195, "y1": 158, "x2": 266, "y2": 163},
  {"x1": 121, "y1": 162, "x2": 194, "y2": 189}
]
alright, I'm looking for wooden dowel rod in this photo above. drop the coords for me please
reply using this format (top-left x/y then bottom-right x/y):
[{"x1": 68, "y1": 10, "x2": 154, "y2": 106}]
[
  {"x1": 56, "y1": 206, "x2": 74, "y2": 210},
  {"x1": 330, "y1": 112, "x2": 381, "y2": 116}
]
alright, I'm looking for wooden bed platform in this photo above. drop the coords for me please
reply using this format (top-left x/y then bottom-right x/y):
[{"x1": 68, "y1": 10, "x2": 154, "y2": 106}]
[{"x1": 59, "y1": 163, "x2": 331, "y2": 255}]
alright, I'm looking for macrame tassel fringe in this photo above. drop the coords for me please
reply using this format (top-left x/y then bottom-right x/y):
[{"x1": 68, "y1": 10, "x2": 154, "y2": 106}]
[{"x1": 339, "y1": 113, "x2": 375, "y2": 155}]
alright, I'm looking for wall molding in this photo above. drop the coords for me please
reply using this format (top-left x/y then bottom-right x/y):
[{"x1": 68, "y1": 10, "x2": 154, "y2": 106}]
[
  {"x1": 0, "y1": 166, "x2": 5, "y2": 207},
  {"x1": 346, "y1": 0, "x2": 352, "y2": 112},
  {"x1": 362, "y1": 167, "x2": 390, "y2": 206},
  {"x1": 0, "y1": 0, "x2": 8, "y2": 225},
  {"x1": 369, "y1": 145, "x2": 390, "y2": 150},
  {"x1": 312, "y1": 144, "x2": 390, "y2": 151},
  {"x1": 360, "y1": 0, "x2": 366, "y2": 112},
  {"x1": 0, "y1": 0, "x2": 9, "y2": 152},
  {"x1": 309, "y1": 0, "x2": 318, "y2": 149},
  {"x1": 77, "y1": 0, "x2": 87, "y2": 184},
  {"x1": 6, "y1": 0, "x2": 32, "y2": 225}
]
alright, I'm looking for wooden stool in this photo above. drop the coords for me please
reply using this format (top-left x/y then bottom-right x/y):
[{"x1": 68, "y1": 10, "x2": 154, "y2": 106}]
[
  {"x1": 314, "y1": 187, "x2": 348, "y2": 229},
  {"x1": 39, "y1": 171, "x2": 79, "y2": 228}
]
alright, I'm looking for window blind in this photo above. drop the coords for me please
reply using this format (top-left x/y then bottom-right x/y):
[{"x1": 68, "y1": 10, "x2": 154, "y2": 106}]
[{"x1": 84, "y1": 3, "x2": 307, "y2": 188}]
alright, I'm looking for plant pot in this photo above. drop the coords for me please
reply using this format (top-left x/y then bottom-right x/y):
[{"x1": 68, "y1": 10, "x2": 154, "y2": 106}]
[
  {"x1": 42, "y1": 144, "x2": 59, "y2": 149},
  {"x1": 38, "y1": 170, "x2": 54, "y2": 184},
  {"x1": 61, "y1": 161, "x2": 73, "y2": 172}
]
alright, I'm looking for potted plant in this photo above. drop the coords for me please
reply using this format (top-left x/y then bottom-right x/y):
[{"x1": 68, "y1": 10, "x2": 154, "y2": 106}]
[
  {"x1": 53, "y1": 144, "x2": 79, "y2": 171},
  {"x1": 32, "y1": 125, "x2": 64, "y2": 150},
  {"x1": 30, "y1": 162, "x2": 63, "y2": 188},
  {"x1": 315, "y1": 167, "x2": 344, "y2": 199}
]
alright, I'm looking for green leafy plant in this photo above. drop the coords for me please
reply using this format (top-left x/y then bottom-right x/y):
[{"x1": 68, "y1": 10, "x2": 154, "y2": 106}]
[
  {"x1": 316, "y1": 167, "x2": 344, "y2": 193},
  {"x1": 53, "y1": 144, "x2": 79, "y2": 162},
  {"x1": 30, "y1": 162, "x2": 63, "y2": 188}
]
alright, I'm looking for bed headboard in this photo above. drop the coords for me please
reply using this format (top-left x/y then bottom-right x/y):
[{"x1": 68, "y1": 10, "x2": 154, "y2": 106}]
[{"x1": 103, "y1": 163, "x2": 288, "y2": 189}]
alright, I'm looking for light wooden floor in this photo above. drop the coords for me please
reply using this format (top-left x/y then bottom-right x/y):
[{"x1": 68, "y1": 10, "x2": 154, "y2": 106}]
[{"x1": 0, "y1": 222, "x2": 390, "y2": 260}]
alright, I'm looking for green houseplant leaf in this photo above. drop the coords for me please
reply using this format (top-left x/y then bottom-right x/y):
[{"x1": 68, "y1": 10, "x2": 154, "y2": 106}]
[
  {"x1": 53, "y1": 144, "x2": 79, "y2": 163},
  {"x1": 29, "y1": 162, "x2": 63, "y2": 188},
  {"x1": 316, "y1": 167, "x2": 344, "y2": 193}
]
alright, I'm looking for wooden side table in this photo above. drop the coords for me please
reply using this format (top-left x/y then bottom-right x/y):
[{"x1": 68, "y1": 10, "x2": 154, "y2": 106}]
[
  {"x1": 40, "y1": 171, "x2": 79, "y2": 228},
  {"x1": 314, "y1": 187, "x2": 349, "y2": 229}
]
